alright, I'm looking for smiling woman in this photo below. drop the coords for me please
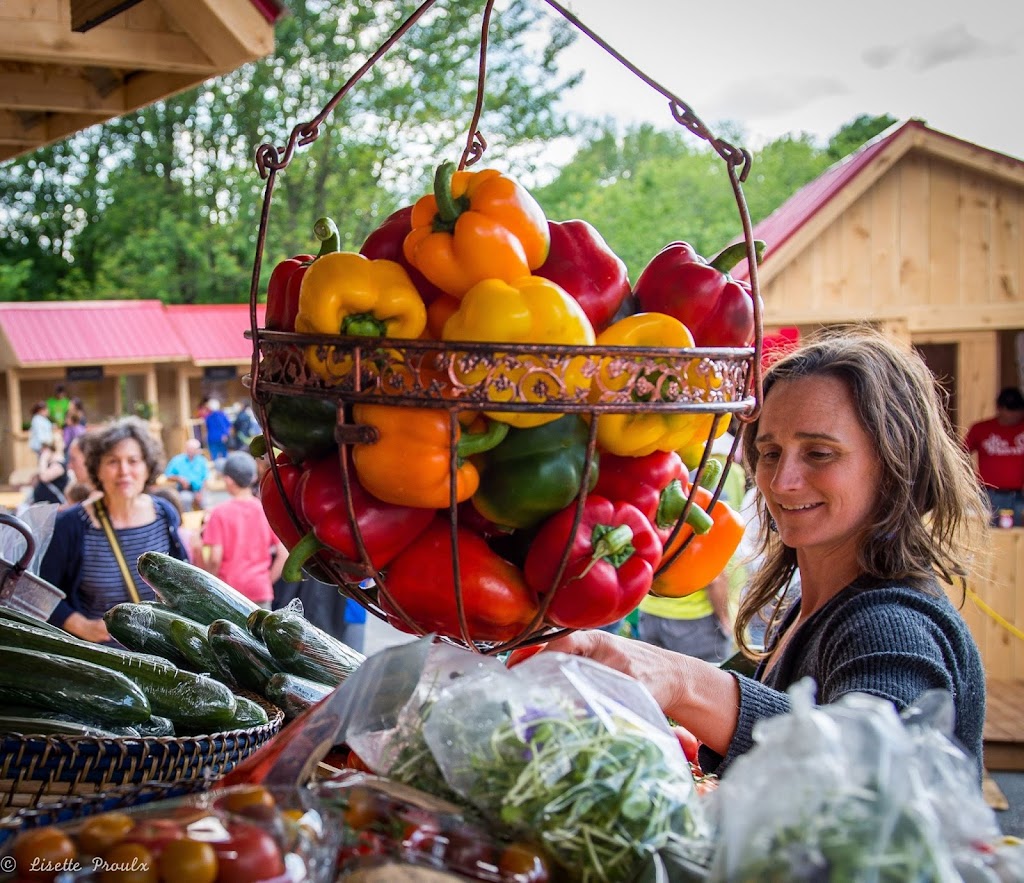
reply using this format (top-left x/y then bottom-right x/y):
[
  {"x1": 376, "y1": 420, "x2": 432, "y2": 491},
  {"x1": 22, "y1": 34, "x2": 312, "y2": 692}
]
[
  {"x1": 520, "y1": 325, "x2": 991, "y2": 780},
  {"x1": 40, "y1": 417, "x2": 189, "y2": 644}
]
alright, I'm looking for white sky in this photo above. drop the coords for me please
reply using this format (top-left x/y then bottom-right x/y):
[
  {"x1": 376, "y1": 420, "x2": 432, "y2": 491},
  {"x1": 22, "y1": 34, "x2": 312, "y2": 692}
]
[{"x1": 549, "y1": 0, "x2": 1024, "y2": 160}]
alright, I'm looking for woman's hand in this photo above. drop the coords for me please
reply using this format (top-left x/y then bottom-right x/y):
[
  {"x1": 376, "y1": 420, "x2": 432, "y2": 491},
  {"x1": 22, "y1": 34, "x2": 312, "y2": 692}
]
[
  {"x1": 63, "y1": 612, "x2": 110, "y2": 643},
  {"x1": 510, "y1": 629, "x2": 741, "y2": 755}
]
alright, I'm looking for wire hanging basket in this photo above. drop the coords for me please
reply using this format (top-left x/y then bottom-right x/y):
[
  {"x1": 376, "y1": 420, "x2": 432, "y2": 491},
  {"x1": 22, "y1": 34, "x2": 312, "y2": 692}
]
[{"x1": 246, "y1": 0, "x2": 765, "y2": 655}]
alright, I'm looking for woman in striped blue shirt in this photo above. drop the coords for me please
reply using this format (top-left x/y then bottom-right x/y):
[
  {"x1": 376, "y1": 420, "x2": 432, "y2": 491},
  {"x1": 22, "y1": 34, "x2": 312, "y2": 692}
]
[{"x1": 41, "y1": 417, "x2": 188, "y2": 643}]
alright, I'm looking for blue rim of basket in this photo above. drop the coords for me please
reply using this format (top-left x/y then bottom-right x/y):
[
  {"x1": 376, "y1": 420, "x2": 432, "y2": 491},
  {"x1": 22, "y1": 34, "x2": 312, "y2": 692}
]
[{"x1": 0, "y1": 695, "x2": 284, "y2": 831}]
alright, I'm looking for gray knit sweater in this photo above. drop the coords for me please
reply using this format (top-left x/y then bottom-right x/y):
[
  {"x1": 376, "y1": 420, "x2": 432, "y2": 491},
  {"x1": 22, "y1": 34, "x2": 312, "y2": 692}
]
[{"x1": 699, "y1": 577, "x2": 986, "y2": 777}]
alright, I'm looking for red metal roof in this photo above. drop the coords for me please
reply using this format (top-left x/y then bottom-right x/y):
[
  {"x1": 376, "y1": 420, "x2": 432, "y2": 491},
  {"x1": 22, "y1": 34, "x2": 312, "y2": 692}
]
[
  {"x1": 0, "y1": 301, "x2": 189, "y2": 366},
  {"x1": 0, "y1": 302, "x2": 266, "y2": 367},
  {"x1": 164, "y1": 304, "x2": 266, "y2": 365}
]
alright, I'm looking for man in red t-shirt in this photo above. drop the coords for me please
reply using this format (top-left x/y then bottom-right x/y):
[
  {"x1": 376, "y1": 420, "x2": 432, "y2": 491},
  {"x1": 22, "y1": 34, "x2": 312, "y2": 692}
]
[
  {"x1": 201, "y1": 452, "x2": 286, "y2": 607},
  {"x1": 965, "y1": 386, "x2": 1024, "y2": 526}
]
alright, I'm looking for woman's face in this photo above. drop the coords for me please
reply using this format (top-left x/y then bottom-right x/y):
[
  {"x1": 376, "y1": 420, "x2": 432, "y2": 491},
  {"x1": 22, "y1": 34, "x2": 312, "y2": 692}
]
[
  {"x1": 97, "y1": 438, "x2": 148, "y2": 500},
  {"x1": 753, "y1": 375, "x2": 882, "y2": 571}
]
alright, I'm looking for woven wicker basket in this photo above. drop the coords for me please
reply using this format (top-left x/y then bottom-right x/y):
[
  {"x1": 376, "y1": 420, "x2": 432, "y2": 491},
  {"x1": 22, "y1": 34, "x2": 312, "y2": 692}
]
[{"x1": 0, "y1": 694, "x2": 283, "y2": 815}]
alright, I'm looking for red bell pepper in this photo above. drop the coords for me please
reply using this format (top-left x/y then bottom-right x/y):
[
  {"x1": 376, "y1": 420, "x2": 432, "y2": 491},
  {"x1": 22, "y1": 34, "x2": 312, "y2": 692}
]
[
  {"x1": 265, "y1": 217, "x2": 341, "y2": 331},
  {"x1": 534, "y1": 219, "x2": 630, "y2": 333},
  {"x1": 259, "y1": 452, "x2": 308, "y2": 550},
  {"x1": 524, "y1": 495, "x2": 663, "y2": 630},
  {"x1": 360, "y1": 206, "x2": 446, "y2": 306},
  {"x1": 381, "y1": 518, "x2": 539, "y2": 644},
  {"x1": 632, "y1": 240, "x2": 765, "y2": 347},
  {"x1": 281, "y1": 453, "x2": 434, "y2": 581},
  {"x1": 592, "y1": 450, "x2": 712, "y2": 543}
]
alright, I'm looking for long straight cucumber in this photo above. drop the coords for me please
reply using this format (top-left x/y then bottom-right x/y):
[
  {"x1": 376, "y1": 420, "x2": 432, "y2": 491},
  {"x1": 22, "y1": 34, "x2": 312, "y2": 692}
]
[
  {"x1": 0, "y1": 646, "x2": 151, "y2": 727},
  {"x1": 168, "y1": 617, "x2": 223, "y2": 676},
  {"x1": 261, "y1": 607, "x2": 364, "y2": 687},
  {"x1": 0, "y1": 714, "x2": 130, "y2": 738},
  {"x1": 138, "y1": 551, "x2": 258, "y2": 628},
  {"x1": 0, "y1": 618, "x2": 238, "y2": 731},
  {"x1": 103, "y1": 603, "x2": 193, "y2": 667},
  {"x1": 0, "y1": 603, "x2": 66, "y2": 635},
  {"x1": 265, "y1": 673, "x2": 332, "y2": 720}
]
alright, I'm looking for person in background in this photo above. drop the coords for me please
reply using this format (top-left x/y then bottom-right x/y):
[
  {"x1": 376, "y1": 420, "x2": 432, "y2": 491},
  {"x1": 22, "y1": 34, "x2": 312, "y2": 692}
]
[
  {"x1": 636, "y1": 436, "x2": 746, "y2": 663},
  {"x1": 200, "y1": 451, "x2": 286, "y2": 610},
  {"x1": 40, "y1": 417, "x2": 188, "y2": 643},
  {"x1": 63, "y1": 406, "x2": 86, "y2": 452},
  {"x1": 31, "y1": 439, "x2": 70, "y2": 507},
  {"x1": 230, "y1": 400, "x2": 260, "y2": 452},
  {"x1": 150, "y1": 485, "x2": 202, "y2": 564},
  {"x1": 28, "y1": 401, "x2": 54, "y2": 460},
  {"x1": 164, "y1": 438, "x2": 211, "y2": 511},
  {"x1": 47, "y1": 384, "x2": 70, "y2": 428},
  {"x1": 204, "y1": 398, "x2": 232, "y2": 463},
  {"x1": 516, "y1": 326, "x2": 989, "y2": 778},
  {"x1": 964, "y1": 386, "x2": 1024, "y2": 527}
]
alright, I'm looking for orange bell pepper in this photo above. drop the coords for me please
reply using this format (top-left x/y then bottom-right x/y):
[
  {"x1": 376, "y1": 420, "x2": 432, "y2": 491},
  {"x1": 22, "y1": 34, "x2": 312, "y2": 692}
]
[
  {"x1": 403, "y1": 162, "x2": 550, "y2": 298},
  {"x1": 351, "y1": 404, "x2": 507, "y2": 509},
  {"x1": 652, "y1": 482, "x2": 745, "y2": 598}
]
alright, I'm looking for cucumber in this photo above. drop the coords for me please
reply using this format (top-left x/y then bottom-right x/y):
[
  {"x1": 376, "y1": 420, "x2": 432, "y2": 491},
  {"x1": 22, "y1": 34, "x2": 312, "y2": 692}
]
[
  {"x1": 138, "y1": 551, "x2": 258, "y2": 628},
  {"x1": 0, "y1": 603, "x2": 66, "y2": 635},
  {"x1": 0, "y1": 705, "x2": 140, "y2": 737},
  {"x1": 230, "y1": 695, "x2": 270, "y2": 728},
  {"x1": 207, "y1": 620, "x2": 284, "y2": 694},
  {"x1": 265, "y1": 673, "x2": 332, "y2": 720},
  {"x1": 0, "y1": 646, "x2": 151, "y2": 727},
  {"x1": 103, "y1": 602, "x2": 193, "y2": 666},
  {"x1": 0, "y1": 619, "x2": 238, "y2": 732},
  {"x1": 0, "y1": 714, "x2": 131, "y2": 739},
  {"x1": 246, "y1": 607, "x2": 272, "y2": 640},
  {"x1": 261, "y1": 607, "x2": 364, "y2": 687},
  {"x1": 168, "y1": 617, "x2": 223, "y2": 676},
  {"x1": 134, "y1": 716, "x2": 175, "y2": 737}
]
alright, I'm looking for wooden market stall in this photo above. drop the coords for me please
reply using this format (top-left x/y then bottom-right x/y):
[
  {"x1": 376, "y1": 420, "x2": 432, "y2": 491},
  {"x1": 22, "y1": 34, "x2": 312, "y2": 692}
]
[
  {"x1": 0, "y1": 0, "x2": 283, "y2": 163},
  {"x1": 735, "y1": 118, "x2": 1024, "y2": 761}
]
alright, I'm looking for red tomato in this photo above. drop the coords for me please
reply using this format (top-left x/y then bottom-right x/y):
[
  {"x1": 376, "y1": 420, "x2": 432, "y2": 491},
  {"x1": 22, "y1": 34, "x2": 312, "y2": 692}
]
[
  {"x1": 497, "y1": 841, "x2": 552, "y2": 882},
  {"x1": 120, "y1": 819, "x2": 185, "y2": 860},
  {"x1": 671, "y1": 724, "x2": 700, "y2": 764},
  {"x1": 209, "y1": 820, "x2": 286, "y2": 883}
]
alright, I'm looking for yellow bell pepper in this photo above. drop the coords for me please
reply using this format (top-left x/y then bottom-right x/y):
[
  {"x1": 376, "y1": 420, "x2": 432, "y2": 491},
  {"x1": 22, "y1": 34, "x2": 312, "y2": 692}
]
[
  {"x1": 442, "y1": 275, "x2": 596, "y2": 428},
  {"x1": 403, "y1": 162, "x2": 550, "y2": 298},
  {"x1": 295, "y1": 251, "x2": 427, "y2": 380},
  {"x1": 592, "y1": 312, "x2": 726, "y2": 457}
]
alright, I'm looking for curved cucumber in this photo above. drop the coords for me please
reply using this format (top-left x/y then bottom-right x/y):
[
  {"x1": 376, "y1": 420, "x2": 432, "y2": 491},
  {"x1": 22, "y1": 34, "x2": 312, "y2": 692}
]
[
  {"x1": 0, "y1": 618, "x2": 238, "y2": 731},
  {"x1": 138, "y1": 551, "x2": 258, "y2": 628},
  {"x1": 0, "y1": 646, "x2": 151, "y2": 727},
  {"x1": 0, "y1": 604, "x2": 66, "y2": 635},
  {"x1": 261, "y1": 607, "x2": 364, "y2": 687},
  {"x1": 103, "y1": 602, "x2": 192, "y2": 667},
  {"x1": 265, "y1": 673, "x2": 332, "y2": 720},
  {"x1": 168, "y1": 617, "x2": 223, "y2": 676},
  {"x1": 207, "y1": 619, "x2": 283, "y2": 694}
]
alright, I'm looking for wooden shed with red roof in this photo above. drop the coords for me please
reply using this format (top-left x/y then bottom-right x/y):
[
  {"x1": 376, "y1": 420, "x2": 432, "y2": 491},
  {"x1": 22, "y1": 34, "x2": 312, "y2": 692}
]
[
  {"x1": 739, "y1": 119, "x2": 1024, "y2": 709},
  {"x1": 0, "y1": 301, "x2": 261, "y2": 479}
]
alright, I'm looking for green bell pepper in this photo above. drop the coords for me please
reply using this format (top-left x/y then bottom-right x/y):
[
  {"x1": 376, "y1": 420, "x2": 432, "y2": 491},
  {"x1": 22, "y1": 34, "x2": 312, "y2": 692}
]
[
  {"x1": 470, "y1": 414, "x2": 598, "y2": 530},
  {"x1": 265, "y1": 394, "x2": 338, "y2": 464}
]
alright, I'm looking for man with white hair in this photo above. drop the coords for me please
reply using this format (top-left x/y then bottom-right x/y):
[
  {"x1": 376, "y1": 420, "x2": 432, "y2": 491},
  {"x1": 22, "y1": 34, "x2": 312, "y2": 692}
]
[{"x1": 164, "y1": 437, "x2": 211, "y2": 511}]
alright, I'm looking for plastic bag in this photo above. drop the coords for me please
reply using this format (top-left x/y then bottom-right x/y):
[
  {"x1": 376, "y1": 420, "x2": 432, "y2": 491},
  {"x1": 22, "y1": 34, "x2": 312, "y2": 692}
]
[
  {"x1": 0, "y1": 503, "x2": 57, "y2": 574},
  {"x1": 417, "y1": 649, "x2": 710, "y2": 883},
  {"x1": 709, "y1": 678, "x2": 1007, "y2": 882}
]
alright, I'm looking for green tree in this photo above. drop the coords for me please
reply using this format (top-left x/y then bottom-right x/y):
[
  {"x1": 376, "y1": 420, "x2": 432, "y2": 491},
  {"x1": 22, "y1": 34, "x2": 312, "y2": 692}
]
[{"x1": 0, "y1": 0, "x2": 578, "y2": 303}]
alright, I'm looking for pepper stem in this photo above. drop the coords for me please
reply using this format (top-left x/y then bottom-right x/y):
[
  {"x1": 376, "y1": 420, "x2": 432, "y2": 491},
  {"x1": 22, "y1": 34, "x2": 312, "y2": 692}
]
[
  {"x1": 456, "y1": 420, "x2": 509, "y2": 459},
  {"x1": 340, "y1": 313, "x2": 389, "y2": 337},
  {"x1": 313, "y1": 217, "x2": 341, "y2": 256},
  {"x1": 657, "y1": 479, "x2": 714, "y2": 535},
  {"x1": 282, "y1": 531, "x2": 326, "y2": 583},
  {"x1": 578, "y1": 523, "x2": 634, "y2": 577},
  {"x1": 431, "y1": 161, "x2": 470, "y2": 233},
  {"x1": 708, "y1": 239, "x2": 766, "y2": 274}
]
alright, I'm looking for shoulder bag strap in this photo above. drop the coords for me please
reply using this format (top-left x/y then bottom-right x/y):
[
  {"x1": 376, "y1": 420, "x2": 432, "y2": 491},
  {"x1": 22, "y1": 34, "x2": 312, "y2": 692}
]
[{"x1": 93, "y1": 498, "x2": 141, "y2": 603}]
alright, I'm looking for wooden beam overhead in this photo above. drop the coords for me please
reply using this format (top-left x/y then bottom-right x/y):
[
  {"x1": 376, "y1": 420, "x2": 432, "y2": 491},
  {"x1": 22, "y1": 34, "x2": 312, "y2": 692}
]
[
  {"x1": 71, "y1": 0, "x2": 146, "y2": 33},
  {"x1": 0, "y1": 70, "x2": 124, "y2": 115},
  {"x1": 3, "y1": 20, "x2": 217, "y2": 74},
  {"x1": 157, "y1": 0, "x2": 275, "y2": 69}
]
